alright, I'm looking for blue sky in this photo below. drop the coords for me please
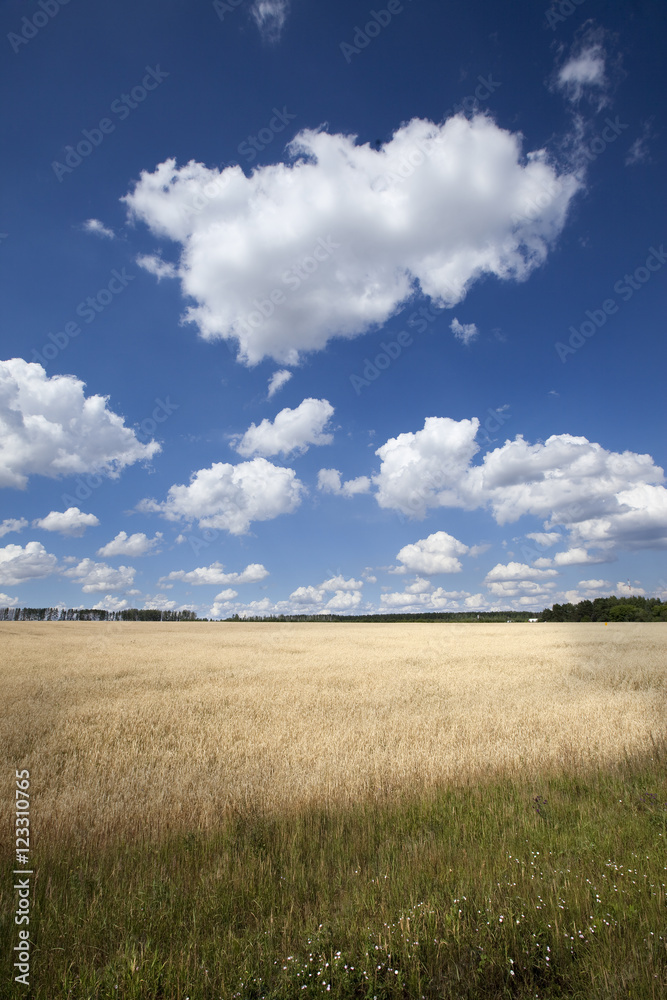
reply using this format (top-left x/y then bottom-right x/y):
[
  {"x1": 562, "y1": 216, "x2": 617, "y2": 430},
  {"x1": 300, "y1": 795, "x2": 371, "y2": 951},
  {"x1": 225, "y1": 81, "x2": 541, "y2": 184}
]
[{"x1": 1, "y1": 0, "x2": 666, "y2": 617}]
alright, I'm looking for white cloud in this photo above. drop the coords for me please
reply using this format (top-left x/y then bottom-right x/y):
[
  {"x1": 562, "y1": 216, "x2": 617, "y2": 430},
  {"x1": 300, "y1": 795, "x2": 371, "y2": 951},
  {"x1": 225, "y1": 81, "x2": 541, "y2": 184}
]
[
  {"x1": 142, "y1": 595, "x2": 178, "y2": 611},
  {"x1": 289, "y1": 574, "x2": 363, "y2": 608},
  {"x1": 237, "y1": 598, "x2": 276, "y2": 617},
  {"x1": 394, "y1": 531, "x2": 470, "y2": 574},
  {"x1": 212, "y1": 588, "x2": 238, "y2": 601},
  {"x1": 578, "y1": 579, "x2": 609, "y2": 589},
  {"x1": 209, "y1": 602, "x2": 232, "y2": 619},
  {"x1": 138, "y1": 457, "x2": 303, "y2": 535},
  {"x1": 267, "y1": 369, "x2": 292, "y2": 398},
  {"x1": 614, "y1": 581, "x2": 646, "y2": 597},
  {"x1": 558, "y1": 47, "x2": 605, "y2": 92},
  {"x1": 62, "y1": 558, "x2": 135, "y2": 594},
  {"x1": 487, "y1": 579, "x2": 556, "y2": 599},
  {"x1": 92, "y1": 595, "x2": 129, "y2": 611},
  {"x1": 83, "y1": 218, "x2": 115, "y2": 239},
  {"x1": 468, "y1": 543, "x2": 491, "y2": 557},
  {"x1": 123, "y1": 114, "x2": 580, "y2": 365},
  {"x1": 161, "y1": 561, "x2": 268, "y2": 586},
  {"x1": 97, "y1": 531, "x2": 163, "y2": 557},
  {"x1": 485, "y1": 562, "x2": 559, "y2": 582},
  {"x1": 317, "y1": 468, "x2": 371, "y2": 497},
  {"x1": 469, "y1": 435, "x2": 664, "y2": 528},
  {"x1": 234, "y1": 398, "x2": 334, "y2": 457},
  {"x1": 374, "y1": 417, "x2": 480, "y2": 518},
  {"x1": 565, "y1": 484, "x2": 667, "y2": 552},
  {"x1": 33, "y1": 507, "x2": 100, "y2": 537},
  {"x1": 320, "y1": 574, "x2": 363, "y2": 592},
  {"x1": 372, "y1": 417, "x2": 667, "y2": 557},
  {"x1": 250, "y1": 0, "x2": 289, "y2": 42},
  {"x1": 625, "y1": 122, "x2": 653, "y2": 167},
  {"x1": 552, "y1": 547, "x2": 609, "y2": 566},
  {"x1": 526, "y1": 531, "x2": 561, "y2": 547},
  {"x1": 0, "y1": 592, "x2": 19, "y2": 607},
  {"x1": 464, "y1": 593, "x2": 487, "y2": 609},
  {"x1": 0, "y1": 542, "x2": 58, "y2": 586},
  {"x1": 557, "y1": 33, "x2": 607, "y2": 104},
  {"x1": 381, "y1": 588, "x2": 469, "y2": 610},
  {"x1": 404, "y1": 577, "x2": 432, "y2": 594},
  {"x1": 450, "y1": 317, "x2": 478, "y2": 346},
  {"x1": 135, "y1": 254, "x2": 178, "y2": 281},
  {"x1": 326, "y1": 590, "x2": 362, "y2": 611},
  {"x1": 0, "y1": 359, "x2": 160, "y2": 489},
  {"x1": 289, "y1": 585, "x2": 325, "y2": 605},
  {"x1": 0, "y1": 517, "x2": 28, "y2": 538}
]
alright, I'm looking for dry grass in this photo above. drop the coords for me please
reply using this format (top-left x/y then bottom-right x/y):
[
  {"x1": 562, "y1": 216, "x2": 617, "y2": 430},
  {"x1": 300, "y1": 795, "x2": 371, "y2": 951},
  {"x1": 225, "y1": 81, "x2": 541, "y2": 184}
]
[{"x1": 1, "y1": 622, "x2": 666, "y2": 846}]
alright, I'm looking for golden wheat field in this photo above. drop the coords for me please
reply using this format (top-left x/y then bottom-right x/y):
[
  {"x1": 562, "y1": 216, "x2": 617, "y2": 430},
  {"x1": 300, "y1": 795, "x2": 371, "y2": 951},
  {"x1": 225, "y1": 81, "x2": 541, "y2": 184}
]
[{"x1": 1, "y1": 622, "x2": 666, "y2": 846}]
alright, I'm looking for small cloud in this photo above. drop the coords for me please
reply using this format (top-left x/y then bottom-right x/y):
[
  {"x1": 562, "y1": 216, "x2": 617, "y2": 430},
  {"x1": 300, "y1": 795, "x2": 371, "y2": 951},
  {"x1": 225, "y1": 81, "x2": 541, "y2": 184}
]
[
  {"x1": 558, "y1": 47, "x2": 606, "y2": 95},
  {"x1": 142, "y1": 594, "x2": 178, "y2": 611},
  {"x1": 33, "y1": 507, "x2": 99, "y2": 538},
  {"x1": 553, "y1": 547, "x2": 610, "y2": 566},
  {"x1": 450, "y1": 317, "x2": 478, "y2": 346},
  {"x1": 0, "y1": 518, "x2": 28, "y2": 538},
  {"x1": 554, "y1": 26, "x2": 612, "y2": 110},
  {"x1": 526, "y1": 532, "x2": 562, "y2": 548},
  {"x1": 267, "y1": 369, "x2": 292, "y2": 398},
  {"x1": 97, "y1": 531, "x2": 163, "y2": 558},
  {"x1": 234, "y1": 398, "x2": 334, "y2": 458},
  {"x1": 548, "y1": 389, "x2": 560, "y2": 397},
  {"x1": 212, "y1": 588, "x2": 238, "y2": 601},
  {"x1": 83, "y1": 218, "x2": 115, "y2": 239},
  {"x1": 250, "y1": 0, "x2": 289, "y2": 42},
  {"x1": 136, "y1": 253, "x2": 178, "y2": 281},
  {"x1": 92, "y1": 595, "x2": 129, "y2": 612},
  {"x1": 317, "y1": 468, "x2": 371, "y2": 497},
  {"x1": 625, "y1": 120, "x2": 654, "y2": 166}
]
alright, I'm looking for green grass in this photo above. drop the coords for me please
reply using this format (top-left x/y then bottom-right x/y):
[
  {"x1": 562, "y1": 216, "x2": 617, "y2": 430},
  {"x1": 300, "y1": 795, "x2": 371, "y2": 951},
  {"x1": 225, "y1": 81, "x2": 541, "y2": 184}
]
[{"x1": 2, "y1": 750, "x2": 666, "y2": 999}]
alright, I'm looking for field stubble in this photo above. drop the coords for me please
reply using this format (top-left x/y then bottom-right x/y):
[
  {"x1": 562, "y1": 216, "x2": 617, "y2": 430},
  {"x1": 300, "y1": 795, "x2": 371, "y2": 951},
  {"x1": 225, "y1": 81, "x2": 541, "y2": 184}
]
[{"x1": 1, "y1": 621, "x2": 665, "y2": 847}]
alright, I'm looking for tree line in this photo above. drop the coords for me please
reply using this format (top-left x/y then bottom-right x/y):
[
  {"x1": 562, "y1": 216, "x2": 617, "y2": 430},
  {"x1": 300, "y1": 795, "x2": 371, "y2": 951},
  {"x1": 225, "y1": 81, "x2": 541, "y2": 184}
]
[
  {"x1": 540, "y1": 595, "x2": 666, "y2": 622},
  {"x1": 1, "y1": 596, "x2": 664, "y2": 623},
  {"x1": 0, "y1": 608, "x2": 199, "y2": 622}
]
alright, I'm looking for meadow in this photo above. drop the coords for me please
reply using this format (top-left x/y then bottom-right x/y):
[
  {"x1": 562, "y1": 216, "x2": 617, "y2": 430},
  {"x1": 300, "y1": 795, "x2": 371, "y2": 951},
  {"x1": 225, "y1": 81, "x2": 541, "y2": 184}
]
[{"x1": 1, "y1": 622, "x2": 666, "y2": 998}]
